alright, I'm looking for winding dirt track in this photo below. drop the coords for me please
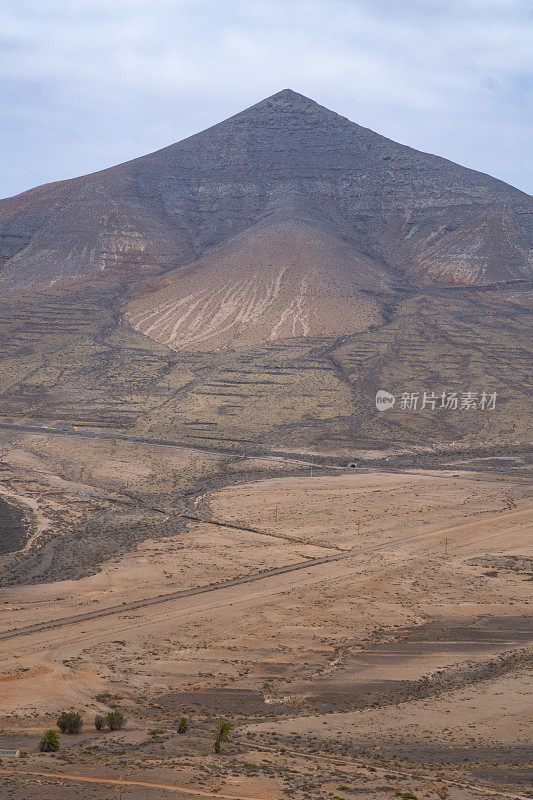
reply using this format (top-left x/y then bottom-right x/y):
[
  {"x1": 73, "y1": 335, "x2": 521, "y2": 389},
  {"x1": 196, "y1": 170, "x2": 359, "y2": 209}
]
[
  {"x1": 1, "y1": 506, "x2": 529, "y2": 643},
  {"x1": 0, "y1": 768, "x2": 260, "y2": 798}
]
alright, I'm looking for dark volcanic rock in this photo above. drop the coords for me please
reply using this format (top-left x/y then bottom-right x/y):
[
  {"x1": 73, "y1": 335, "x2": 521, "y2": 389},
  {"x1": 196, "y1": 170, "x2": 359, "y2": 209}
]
[{"x1": 0, "y1": 497, "x2": 27, "y2": 554}]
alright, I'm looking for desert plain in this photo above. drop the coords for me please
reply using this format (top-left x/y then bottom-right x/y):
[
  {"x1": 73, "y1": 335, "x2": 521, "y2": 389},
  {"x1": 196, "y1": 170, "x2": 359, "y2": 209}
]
[{"x1": 0, "y1": 427, "x2": 531, "y2": 800}]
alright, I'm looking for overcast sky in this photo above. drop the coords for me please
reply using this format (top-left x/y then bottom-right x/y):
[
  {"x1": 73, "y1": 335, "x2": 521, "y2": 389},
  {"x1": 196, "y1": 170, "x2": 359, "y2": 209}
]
[{"x1": 1, "y1": 0, "x2": 531, "y2": 199}]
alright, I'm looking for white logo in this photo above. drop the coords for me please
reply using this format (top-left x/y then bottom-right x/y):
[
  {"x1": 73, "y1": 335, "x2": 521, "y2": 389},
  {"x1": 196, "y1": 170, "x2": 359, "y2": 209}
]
[{"x1": 375, "y1": 390, "x2": 396, "y2": 411}]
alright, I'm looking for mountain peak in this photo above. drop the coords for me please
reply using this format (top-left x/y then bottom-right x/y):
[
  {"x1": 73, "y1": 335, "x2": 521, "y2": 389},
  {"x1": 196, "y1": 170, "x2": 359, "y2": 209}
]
[
  {"x1": 267, "y1": 88, "x2": 317, "y2": 104},
  {"x1": 242, "y1": 88, "x2": 341, "y2": 118}
]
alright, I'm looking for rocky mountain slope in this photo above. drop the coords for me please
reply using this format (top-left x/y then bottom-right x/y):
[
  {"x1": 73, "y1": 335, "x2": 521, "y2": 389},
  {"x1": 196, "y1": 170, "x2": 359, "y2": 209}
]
[
  {"x1": 1, "y1": 89, "x2": 530, "y2": 298},
  {"x1": 0, "y1": 90, "x2": 530, "y2": 451}
]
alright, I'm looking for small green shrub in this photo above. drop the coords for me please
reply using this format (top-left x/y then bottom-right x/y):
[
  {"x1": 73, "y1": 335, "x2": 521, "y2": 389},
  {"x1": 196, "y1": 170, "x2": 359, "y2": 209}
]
[
  {"x1": 396, "y1": 792, "x2": 419, "y2": 799},
  {"x1": 57, "y1": 711, "x2": 83, "y2": 734},
  {"x1": 177, "y1": 716, "x2": 189, "y2": 734},
  {"x1": 94, "y1": 714, "x2": 105, "y2": 731},
  {"x1": 106, "y1": 710, "x2": 125, "y2": 731},
  {"x1": 39, "y1": 729, "x2": 60, "y2": 752},
  {"x1": 149, "y1": 727, "x2": 166, "y2": 738},
  {"x1": 214, "y1": 720, "x2": 232, "y2": 753}
]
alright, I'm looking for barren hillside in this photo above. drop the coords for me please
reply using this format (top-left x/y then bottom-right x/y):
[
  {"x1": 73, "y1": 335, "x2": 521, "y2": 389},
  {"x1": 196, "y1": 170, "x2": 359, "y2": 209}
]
[{"x1": 0, "y1": 89, "x2": 531, "y2": 450}]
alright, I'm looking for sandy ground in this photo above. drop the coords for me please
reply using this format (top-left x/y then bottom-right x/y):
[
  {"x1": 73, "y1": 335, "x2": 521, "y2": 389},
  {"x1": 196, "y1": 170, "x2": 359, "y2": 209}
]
[{"x1": 0, "y1": 459, "x2": 531, "y2": 799}]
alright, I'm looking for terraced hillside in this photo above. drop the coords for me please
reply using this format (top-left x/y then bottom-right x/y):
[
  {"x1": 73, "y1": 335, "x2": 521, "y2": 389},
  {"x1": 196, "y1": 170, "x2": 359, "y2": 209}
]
[{"x1": 0, "y1": 278, "x2": 530, "y2": 451}]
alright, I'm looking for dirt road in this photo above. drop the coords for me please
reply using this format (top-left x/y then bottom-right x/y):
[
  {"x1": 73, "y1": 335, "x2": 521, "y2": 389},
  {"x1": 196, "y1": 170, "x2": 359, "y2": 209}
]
[
  {"x1": 0, "y1": 421, "x2": 340, "y2": 469},
  {"x1": 1, "y1": 506, "x2": 528, "y2": 643},
  {"x1": 0, "y1": 768, "x2": 262, "y2": 798},
  {"x1": 0, "y1": 421, "x2": 526, "y2": 475}
]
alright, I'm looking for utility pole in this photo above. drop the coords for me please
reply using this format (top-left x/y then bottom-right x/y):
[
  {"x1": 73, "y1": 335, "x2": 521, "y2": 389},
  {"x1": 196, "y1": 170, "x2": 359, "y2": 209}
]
[
  {"x1": 310, "y1": 457, "x2": 313, "y2": 478},
  {"x1": 445, "y1": 537, "x2": 448, "y2": 555}
]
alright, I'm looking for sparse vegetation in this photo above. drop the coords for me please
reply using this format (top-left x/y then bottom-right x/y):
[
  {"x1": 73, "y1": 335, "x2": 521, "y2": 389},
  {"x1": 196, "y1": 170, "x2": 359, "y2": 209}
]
[
  {"x1": 57, "y1": 711, "x2": 83, "y2": 734},
  {"x1": 94, "y1": 714, "x2": 105, "y2": 731},
  {"x1": 177, "y1": 716, "x2": 189, "y2": 734},
  {"x1": 39, "y1": 729, "x2": 60, "y2": 752},
  {"x1": 214, "y1": 720, "x2": 232, "y2": 753},
  {"x1": 149, "y1": 727, "x2": 167, "y2": 738},
  {"x1": 106, "y1": 710, "x2": 125, "y2": 731}
]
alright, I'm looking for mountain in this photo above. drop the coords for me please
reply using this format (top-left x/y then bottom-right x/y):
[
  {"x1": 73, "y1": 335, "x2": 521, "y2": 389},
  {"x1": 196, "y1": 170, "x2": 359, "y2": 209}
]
[
  {"x1": 1, "y1": 89, "x2": 531, "y2": 296},
  {"x1": 0, "y1": 90, "x2": 531, "y2": 452}
]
